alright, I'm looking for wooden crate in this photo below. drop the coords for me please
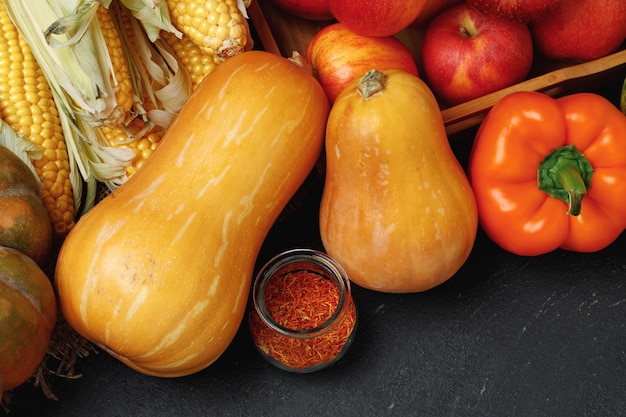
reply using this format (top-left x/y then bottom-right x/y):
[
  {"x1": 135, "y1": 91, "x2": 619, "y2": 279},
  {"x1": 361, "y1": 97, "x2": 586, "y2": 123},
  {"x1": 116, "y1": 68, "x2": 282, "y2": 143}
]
[{"x1": 248, "y1": 0, "x2": 626, "y2": 135}]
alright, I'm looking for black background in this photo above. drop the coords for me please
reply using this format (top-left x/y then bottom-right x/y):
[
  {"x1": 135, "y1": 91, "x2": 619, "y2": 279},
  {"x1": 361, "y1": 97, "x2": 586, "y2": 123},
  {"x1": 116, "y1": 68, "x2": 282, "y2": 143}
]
[{"x1": 4, "y1": 32, "x2": 626, "y2": 417}]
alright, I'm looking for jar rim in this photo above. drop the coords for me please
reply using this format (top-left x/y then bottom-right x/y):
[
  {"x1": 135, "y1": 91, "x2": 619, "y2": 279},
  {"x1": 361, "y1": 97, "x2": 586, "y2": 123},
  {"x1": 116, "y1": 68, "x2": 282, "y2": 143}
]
[{"x1": 252, "y1": 248, "x2": 352, "y2": 338}]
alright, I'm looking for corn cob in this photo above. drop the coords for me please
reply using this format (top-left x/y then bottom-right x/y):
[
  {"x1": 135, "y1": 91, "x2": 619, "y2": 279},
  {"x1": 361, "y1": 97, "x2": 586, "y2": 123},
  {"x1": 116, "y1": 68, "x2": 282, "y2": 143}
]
[
  {"x1": 5, "y1": 0, "x2": 131, "y2": 127},
  {"x1": 94, "y1": 2, "x2": 146, "y2": 181},
  {"x1": 161, "y1": 30, "x2": 217, "y2": 90},
  {"x1": 96, "y1": 2, "x2": 134, "y2": 117},
  {"x1": 0, "y1": 0, "x2": 76, "y2": 236},
  {"x1": 166, "y1": 0, "x2": 253, "y2": 61},
  {"x1": 97, "y1": 0, "x2": 192, "y2": 183},
  {"x1": 99, "y1": 117, "x2": 164, "y2": 178},
  {"x1": 3, "y1": 0, "x2": 140, "y2": 203}
]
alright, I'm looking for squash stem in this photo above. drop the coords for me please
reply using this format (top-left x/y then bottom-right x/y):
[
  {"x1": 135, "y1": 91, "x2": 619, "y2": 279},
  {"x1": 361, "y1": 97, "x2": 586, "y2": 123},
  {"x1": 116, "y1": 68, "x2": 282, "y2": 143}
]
[
  {"x1": 537, "y1": 145, "x2": 593, "y2": 216},
  {"x1": 357, "y1": 70, "x2": 387, "y2": 99}
]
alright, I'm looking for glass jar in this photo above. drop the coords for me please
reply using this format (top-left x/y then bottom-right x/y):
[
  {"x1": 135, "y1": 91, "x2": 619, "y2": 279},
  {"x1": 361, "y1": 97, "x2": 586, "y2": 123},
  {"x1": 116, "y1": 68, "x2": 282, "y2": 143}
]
[{"x1": 248, "y1": 248, "x2": 358, "y2": 373}]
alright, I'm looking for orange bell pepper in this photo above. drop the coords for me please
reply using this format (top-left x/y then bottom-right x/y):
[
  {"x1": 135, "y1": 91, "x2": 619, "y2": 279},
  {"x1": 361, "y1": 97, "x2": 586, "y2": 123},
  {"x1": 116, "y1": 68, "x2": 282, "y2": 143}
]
[{"x1": 469, "y1": 91, "x2": 626, "y2": 256}]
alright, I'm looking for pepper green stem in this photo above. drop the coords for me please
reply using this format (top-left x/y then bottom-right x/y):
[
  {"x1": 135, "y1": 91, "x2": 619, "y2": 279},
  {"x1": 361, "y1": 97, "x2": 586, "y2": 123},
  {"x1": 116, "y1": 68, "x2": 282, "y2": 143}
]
[
  {"x1": 555, "y1": 164, "x2": 586, "y2": 215},
  {"x1": 537, "y1": 145, "x2": 594, "y2": 216}
]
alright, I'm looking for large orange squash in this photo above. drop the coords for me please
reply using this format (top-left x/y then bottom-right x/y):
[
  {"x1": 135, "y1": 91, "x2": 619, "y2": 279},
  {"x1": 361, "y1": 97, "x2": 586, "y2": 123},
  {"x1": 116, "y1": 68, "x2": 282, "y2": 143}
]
[
  {"x1": 0, "y1": 246, "x2": 57, "y2": 395},
  {"x1": 320, "y1": 69, "x2": 477, "y2": 293},
  {"x1": 54, "y1": 51, "x2": 330, "y2": 377},
  {"x1": 0, "y1": 145, "x2": 53, "y2": 267}
]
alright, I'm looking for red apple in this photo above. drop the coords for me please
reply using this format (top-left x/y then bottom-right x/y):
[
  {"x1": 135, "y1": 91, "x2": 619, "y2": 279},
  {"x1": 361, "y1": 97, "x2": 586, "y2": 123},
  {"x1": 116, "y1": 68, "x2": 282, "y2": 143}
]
[
  {"x1": 531, "y1": 0, "x2": 626, "y2": 62},
  {"x1": 412, "y1": 0, "x2": 464, "y2": 28},
  {"x1": 421, "y1": 3, "x2": 533, "y2": 106},
  {"x1": 306, "y1": 22, "x2": 419, "y2": 103},
  {"x1": 328, "y1": 0, "x2": 428, "y2": 37},
  {"x1": 465, "y1": 0, "x2": 561, "y2": 23},
  {"x1": 266, "y1": 0, "x2": 334, "y2": 20}
]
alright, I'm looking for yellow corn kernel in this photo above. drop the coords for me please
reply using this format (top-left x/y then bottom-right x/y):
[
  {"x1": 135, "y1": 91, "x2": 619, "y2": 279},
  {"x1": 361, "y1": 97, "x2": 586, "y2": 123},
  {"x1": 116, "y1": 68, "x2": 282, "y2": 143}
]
[
  {"x1": 161, "y1": 30, "x2": 217, "y2": 90},
  {"x1": 0, "y1": 0, "x2": 75, "y2": 236},
  {"x1": 99, "y1": 118, "x2": 164, "y2": 178},
  {"x1": 167, "y1": 0, "x2": 251, "y2": 60},
  {"x1": 126, "y1": 128, "x2": 162, "y2": 176},
  {"x1": 96, "y1": 3, "x2": 133, "y2": 116}
]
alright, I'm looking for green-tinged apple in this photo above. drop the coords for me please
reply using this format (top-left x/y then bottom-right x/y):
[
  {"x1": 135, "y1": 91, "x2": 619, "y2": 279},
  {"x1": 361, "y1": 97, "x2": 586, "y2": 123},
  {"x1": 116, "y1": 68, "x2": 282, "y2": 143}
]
[
  {"x1": 531, "y1": 0, "x2": 626, "y2": 62},
  {"x1": 421, "y1": 3, "x2": 533, "y2": 106},
  {"x1": 267, "y1": 0, "x2": 333, "y2": 20},
  {"x1": 412, "y1": 0, "x2": 464, "y2": 28},
  {"x1": 328, "y1": 0, "x2": 428, "y2": 37},
  {"x1": 306, "y1": 22, "x2": 419, "y2": 103},
  {"x1": 466, "y1": 0, "x2": 561, "y2": 23}
]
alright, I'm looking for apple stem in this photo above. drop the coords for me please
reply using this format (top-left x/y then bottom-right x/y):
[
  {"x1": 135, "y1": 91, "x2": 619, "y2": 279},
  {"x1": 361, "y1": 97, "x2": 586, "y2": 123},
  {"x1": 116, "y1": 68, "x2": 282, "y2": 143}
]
[{"x1": 357, "y1": 70, "x2": 388, "y2": 99}]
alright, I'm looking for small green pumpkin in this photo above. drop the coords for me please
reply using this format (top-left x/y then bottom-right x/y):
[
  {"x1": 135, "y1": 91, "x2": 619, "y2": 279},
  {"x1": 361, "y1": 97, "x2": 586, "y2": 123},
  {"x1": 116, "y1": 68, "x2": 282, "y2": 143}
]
[
  {"x1": 0, "y1": 246, "x2": 57, "y2": 395},
  {"x1": 0, "y1": 145, "x2": 52, "y2": 267}
]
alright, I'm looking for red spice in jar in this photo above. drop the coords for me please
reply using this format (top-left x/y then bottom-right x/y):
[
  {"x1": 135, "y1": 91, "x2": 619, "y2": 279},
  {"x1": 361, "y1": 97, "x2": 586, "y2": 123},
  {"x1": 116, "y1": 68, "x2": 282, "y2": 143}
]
[{"x1": 249, "y1": 267, "x2": 357, "y2": 372}]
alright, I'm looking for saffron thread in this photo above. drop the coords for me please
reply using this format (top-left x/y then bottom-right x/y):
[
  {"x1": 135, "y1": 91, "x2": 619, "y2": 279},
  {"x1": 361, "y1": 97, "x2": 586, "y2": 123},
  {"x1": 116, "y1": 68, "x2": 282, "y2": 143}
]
[{"x1": 249, "y1": 269, "x2": 357, "y2": 371}]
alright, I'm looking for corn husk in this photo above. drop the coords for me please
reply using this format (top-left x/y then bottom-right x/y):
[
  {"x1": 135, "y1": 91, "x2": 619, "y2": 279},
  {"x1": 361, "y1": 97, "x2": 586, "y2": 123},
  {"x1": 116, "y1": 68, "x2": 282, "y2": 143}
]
[
  {"x1": 112, "y1": 1, "x2": 192, "y2": 129},
  {"x1": 118, "y1": 0, "x2": 182, "y2": 42},
  {"x1": 4, "y1": 0, "x2": 139, "y2": 211},
  {"x1": 6, "y1": 0, "x2": 126, "y2": 126}
]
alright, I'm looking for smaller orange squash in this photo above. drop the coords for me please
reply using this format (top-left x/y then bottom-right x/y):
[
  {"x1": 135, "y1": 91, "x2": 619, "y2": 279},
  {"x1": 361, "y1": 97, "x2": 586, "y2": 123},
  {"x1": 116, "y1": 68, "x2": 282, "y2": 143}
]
[
  {"x1": 0, "y1": 145, "x2": 53, "y2": 267},
  {"x1": 320, "y1": 69, "x2": 478, "y2": 293},
  {"x1": 0, "y1": 246, "x2": 57, "y2": 395}
]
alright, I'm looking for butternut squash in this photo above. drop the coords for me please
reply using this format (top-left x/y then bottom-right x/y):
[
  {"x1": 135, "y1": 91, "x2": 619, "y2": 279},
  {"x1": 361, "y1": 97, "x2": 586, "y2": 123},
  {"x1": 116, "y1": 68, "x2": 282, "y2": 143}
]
[
  {"x1": 54, "y1": 51, "x2": 330, "y2": 377},
  {"x1": 319, "y1": 69, "x2": 477, "y2": 293}
]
